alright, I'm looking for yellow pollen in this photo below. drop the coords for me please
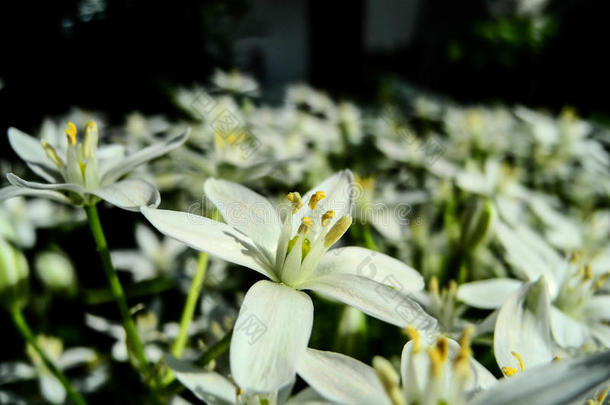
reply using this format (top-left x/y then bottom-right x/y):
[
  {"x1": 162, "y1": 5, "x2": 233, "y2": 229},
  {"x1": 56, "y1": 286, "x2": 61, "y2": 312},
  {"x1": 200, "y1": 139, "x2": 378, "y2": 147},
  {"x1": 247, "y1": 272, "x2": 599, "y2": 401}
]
[
  {"x1": 236, "y1": 387, "x2": 243, "y2": 396},
  {"x1": 553, "y1": 355, "x2": 562, "y2": 362},
  {"x1": 502, "y1": 366, "x2": 518, "y2": 377},
  {"x1": 404, "y1": 326, "x2": 420, "y2": 353},
  {"x1": 298, "y1": 216, "x2": 312, "y2": 234},
  {"x1": 65, "y1": 121, "x2": 77, "y2": 145},
  {"x1": 308, "y1": 191, "x2": 326, "y2": 209},
  {"x1": 321, "y1": 210, "x2": 335, "y2": 226},
  {"x1": 40, "y1": 140, "x2": 64, "y2": 168},
  {"x1": 286, "y1": 192, "x2": 303, "y2": 213}
]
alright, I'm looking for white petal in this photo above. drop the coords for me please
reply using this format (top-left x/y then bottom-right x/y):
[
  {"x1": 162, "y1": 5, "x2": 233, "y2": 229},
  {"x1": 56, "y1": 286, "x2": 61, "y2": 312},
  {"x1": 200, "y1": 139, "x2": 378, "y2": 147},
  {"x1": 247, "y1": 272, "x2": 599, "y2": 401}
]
[
  {"x1": 469, "y1": 351, "x2": 610, "y2": 405},
  {"x1": 0, "y1": 185, "x2": 71, "y2": 204},
  {"x1": 204, "y1": 178, "x2": 280, "y2": 259},
  {"x1": 140, "y1": 207, "x2": 276, "y2": 280},
  {"x1": 91, "y1": 178, "x2": 160, "y2": 211},
  {"x1": 590, "y1": 323, "x2": 610, "y2": 347},
  {"x1": 8, "y1": 127, "x2": 60, "y2": 182},
  {"x1": 307, "y1": 246, "x2": 424, "y2": 292},
  {"x1": 164, "y1": 356, "x2": 235, "y2": 405},
  {"x1": 300, "y1": 273, "x2": 438, "y2": 338},
  {"x1": 100, "y1": 130, "x2": 189, "y2": 184},
  {"x1": 549, "y1": 306, "x2": 589, "y2": 348},
  {"x1": 494, "y1": 278, "x2": 554, "y2": 375},
  {"x1": 584, "y1": 295, "x2": 610, "y2": 321},
  {"x1": 111, "y1": 251, "x2": 155, "y2": 280},
  {"x1": 495, "y1": 222, "x2": 562, "y2": 296},
  {"x1": 293, "y1": 170, "x2": 354, "y2": 232},
  {"x1": 7, "y1": 173, "x2": 84, "y2": 195},
  {"x1": 296, "y1": 348, "x2": 392, "y2": 405},
  {"x1": 39, "y1": 374, "x2": 66, "y2": 404},
  {"x1": 57, "y1": 347, "x2": 96, "y2": 369},
  {"x1": 457, "y1": 279, "x2": 523, "y2": 309},
  {"x1": 230, "y1": 281, "x2": 313, "y2": 394},
  {"x1": 368, "y1": 207, "x2": 403, "y2": 242},
  {"x1": 285, "y1": 388, "x2": 330, "y2": 405},
  {"x1": 0, "y1": 362, "x2": 35, "y2": 384}
]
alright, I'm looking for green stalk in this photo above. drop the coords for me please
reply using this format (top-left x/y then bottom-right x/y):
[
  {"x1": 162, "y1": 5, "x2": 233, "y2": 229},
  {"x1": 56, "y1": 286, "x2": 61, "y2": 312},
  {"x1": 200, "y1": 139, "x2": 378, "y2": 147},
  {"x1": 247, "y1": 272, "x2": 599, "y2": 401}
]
[
  {"x1": 10, "y1": 308, "x2": 88, "y2": 405},
  {"x1": 84, "y1": 204, "x2": 148, "y2": 372},
  {"x1": 172, "y1": 252, "x2": 209, "y2": 358},
  {"x1": 362, "y1": 224, "x2": 378, "y2": 251},
  {"x1": 195, "y1": 328, "x2": 233, "y2": 367}
]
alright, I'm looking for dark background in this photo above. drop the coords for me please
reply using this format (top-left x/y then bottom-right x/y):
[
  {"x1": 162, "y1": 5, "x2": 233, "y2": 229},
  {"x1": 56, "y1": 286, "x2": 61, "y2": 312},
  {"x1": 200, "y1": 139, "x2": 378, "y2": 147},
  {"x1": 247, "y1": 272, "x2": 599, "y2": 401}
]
[{"x1": 1, "y1": 0, "x2": 610, "y2": 136}]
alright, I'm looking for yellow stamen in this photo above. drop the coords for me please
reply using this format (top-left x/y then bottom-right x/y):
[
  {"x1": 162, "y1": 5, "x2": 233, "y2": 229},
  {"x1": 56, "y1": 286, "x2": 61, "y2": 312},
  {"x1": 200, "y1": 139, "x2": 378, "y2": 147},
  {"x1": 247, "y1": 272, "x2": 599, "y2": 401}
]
[
  {"x1": 511, "y1": 351, "x2": 524, "y2": 371},
  {"x1": 453, "y1": 327, "x2": 474, "y2": 376},
  {"x1": 436, "y1": 336, "x2": 449, "y2": 363},
  {"x1": 502, "y1": 366, "x2": 518, "y2": 377},
  {"x1": 65, "y1": 122, "x2": 77, "y2": 145},
  {"x1": 308, "y1": 191, "x2": 326, "y2": 210},
  {"x1": 448, "y1": 279, "x2": 457, "y2": 294},
  {"x1": 321, "y1": 210, "x2": 335, "y2": 226},
  {"x1": 553, "y1": 355, "x2": 562, "y2": 362},
  {"x1": 584, "y1": 265, "x2": 593, "y2": 280},
  {"x1": 324, "y1": 215, "x2": 352, "y2": 248},
  {"x1": 298, "y1": 216, "x2": 312, "y2": 234},
  {"x1": 429, "y1": 276, "x2": 439, "y2": 295},
  {"x1": 40, "y1": 140, "x2": 64, "y2": 168},
  {"x1": 427, "y1": 346, "x2": 444, "y2": 377},
  {"x1": 286, "y1": 192, "x2": 303, "y2": 214},
  {"x1": 404, "y1": 326, "x2": 420, "y2": 353},
  {"x1": 85, "y1": 121, "x2": 98, "y2": 135}
]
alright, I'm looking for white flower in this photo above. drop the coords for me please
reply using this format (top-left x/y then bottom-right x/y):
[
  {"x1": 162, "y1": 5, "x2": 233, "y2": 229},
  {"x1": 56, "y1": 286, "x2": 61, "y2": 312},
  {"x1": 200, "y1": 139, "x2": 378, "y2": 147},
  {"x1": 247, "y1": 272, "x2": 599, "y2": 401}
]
[
  {"x1": 458, "y1": 222, "x2": 610, "y2": 350},
  {"x1": 1, "y1": 121, "x2": 188, "y2": 211},
  {"x1": 34, "y1": 250, "x2": 77, "y2": 293},
  {"x1": 164, "y1": 355, "x2": 331, "y2": 405},
  {"x1": 0, "y1": 335, "x2": 105, "y2": 404},
  {"x1": 211, "y1": 69, "x2": 260, "y2": 96},
  {"x1": 141, "y1": 170, "x2": 437, "y2": 393},
  {"x1": 296, "y1": 328, "x2": 496, "y2": 405},
  {"x1": 111, "y1": 224, "x2": 187, "y2": 282},
  {"x1": 297, "y1": 332, "x2": 610, "y2": 405}
]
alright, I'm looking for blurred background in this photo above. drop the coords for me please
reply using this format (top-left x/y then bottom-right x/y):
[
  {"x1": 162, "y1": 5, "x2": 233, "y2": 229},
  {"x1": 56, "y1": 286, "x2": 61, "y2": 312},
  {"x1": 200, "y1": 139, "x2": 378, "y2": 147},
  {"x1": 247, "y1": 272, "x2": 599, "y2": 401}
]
[{"x1": 2, "y1": 0, "x2": 610, "y2": 133}]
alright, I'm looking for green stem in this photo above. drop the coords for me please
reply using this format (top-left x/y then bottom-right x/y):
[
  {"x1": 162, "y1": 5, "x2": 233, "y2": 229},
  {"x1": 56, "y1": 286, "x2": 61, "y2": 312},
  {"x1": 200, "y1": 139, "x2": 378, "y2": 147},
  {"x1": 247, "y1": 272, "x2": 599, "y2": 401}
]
[
  {"x1": 172, "y1": 252, "x2": 208, "y2": 358},
  {"x1": 195, "y1": 328, "x2": 233, "y2": 367},
  {"x1": 10, "y1": 308, "x2": 88, "y2": 405},
  {"x1": 84, "y1": 204, "x2": 149, "y2": 372},
  {"x1": 362, "y1": 224, "x2": 378, "y2": 251}
]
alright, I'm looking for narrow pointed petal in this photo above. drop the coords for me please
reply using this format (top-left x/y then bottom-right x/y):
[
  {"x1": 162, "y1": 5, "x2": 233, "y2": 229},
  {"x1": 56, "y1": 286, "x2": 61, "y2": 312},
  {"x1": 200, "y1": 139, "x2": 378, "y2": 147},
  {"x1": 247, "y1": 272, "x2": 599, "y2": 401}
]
[
  {"x1": 300, "y1": 273, "x2": 438, "y2": 338},
  {"x1": 57, "y1": 348, "x2": 96, "y2": 369},
  {"x1": 494, "y1": 278, "x2": 554, "y2": 374},
  {"x1": 39, "y1": 375, "x2": 66, "y2": 404},
  {"x1": 135, "y1": 224, "x2": 160, "y2": 258},
  {"x1": 204, "y1": 178, "x2": 280, "y2": 258},
  {"x1": 591, "y1": 323, "x2": 610, "y2": 347},
  {"x1": 549, "y1": 306, "x2": 590, "y2": 348},
  {"x1": 469, "y1": 351, "x2": 610, "y2": 405},
  {"x1": 0, "y1": 185, "x2": 71, "y2": 204},
  {"x1": 584, "y1": 295, "x2": 610, "y2": 320},
  {"x1": 308, "y1": 246, "x2": 424, "y2": 291},
  {"x1": 230, "y1": 281, "x2": 313, "y2": 394},
  {"x1": 296, "y1": 348, "x2": 392, "y2": 405},
  {"x1": 91, "y1": 178, "x2": 160, "y2": 211},
  {"x1": 8, "y1": 127, "x2": 60, "y2": 182},
  {"x1": 293, "y1": 170, "x2": 354, "y2": 231},
  {"x1": 140, "y1": 207, "x2": 276, "y2": 280},
  {"x1": 100, "y1": 130, "x2": 189, "y2": 184},
  {"x1": 7, "y1": 173, "x2": 84, "y2": 195},
  {"x1": 164, "y1": 355, "x2": 235, "y2": 405},
  {"x1": 457, "y1": 279, "x2": 523, "y2": 309}
]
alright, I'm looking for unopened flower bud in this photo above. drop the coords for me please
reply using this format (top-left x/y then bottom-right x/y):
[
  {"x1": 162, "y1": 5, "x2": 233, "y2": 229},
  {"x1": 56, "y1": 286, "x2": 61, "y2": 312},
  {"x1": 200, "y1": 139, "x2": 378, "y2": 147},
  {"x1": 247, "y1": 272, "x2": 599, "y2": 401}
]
[{"x1": 0, "y1": 238, "x2": 29, "y2": 310}]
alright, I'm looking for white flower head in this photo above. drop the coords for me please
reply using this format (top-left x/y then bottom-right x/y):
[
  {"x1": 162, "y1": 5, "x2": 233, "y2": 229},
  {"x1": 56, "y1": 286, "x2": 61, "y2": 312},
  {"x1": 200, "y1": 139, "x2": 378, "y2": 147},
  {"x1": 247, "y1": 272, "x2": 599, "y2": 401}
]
[{"x1": 141, "y1": 170, "x2": 437, "y2": 393}]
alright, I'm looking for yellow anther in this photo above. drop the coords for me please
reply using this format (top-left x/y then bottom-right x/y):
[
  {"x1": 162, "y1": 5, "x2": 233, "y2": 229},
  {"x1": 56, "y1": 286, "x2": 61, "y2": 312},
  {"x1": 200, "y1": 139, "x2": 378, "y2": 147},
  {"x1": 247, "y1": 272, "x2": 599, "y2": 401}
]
[
  {"x1": 298, "y1": 216, "x2": 312, "y2": 234},
  {"x1": 448, "y1": 279, "x2": 457, "y2": 294},
  {"x1": 324, "y1": 215, "x2": 352, "y2": 248},
  {"x1": 596, "y1": 387, "x2": 609, "y2": 404},
  {"x1": 594, "y1": 272, "x2": 610, "y2": 290},
  {"x1": 308, "y1": 191, "x2": 326, "y2": 210},
  {"x1": 553, "y1": 355, "x2": 562, "y2": 362},
  {"x1": 65, "y1": 122, "x2": 77, "y2": 145},
  {"x1": 286, "y1": 192, "x2": 303, "y2": 214},
  {"x1": 427, "y1": 346, "x2": 445, "y2": 377},
  {"x1": 85, "y1": 121, "x2": 98, "y2": 135},
  {"x1": 321, "y1": 210, "x2": 335, "y2": 226},
  {"x1": 436, "y1": 336, "x2": 449, "y2": 363},
  {"x1": 40, "y1": 140, "x2": 64, "y2": 168},
  {"x1": 404, "y1": 326, "x2": 420, "y2": 353},
  {"x1": 429, "y1": 276, "x2": 439, "y2": 295},
  {"x1": 584, "y1": 265, "x2": 593, "y2": 280},
  {"x1": 502, "y1": 366, "x2": 518, "y2": 377},
  {"x1": 457, "y1": 326, "x2": 474, "y2": 360},
  {"x1": 570, "y1": 251, "x2": 580, "y2": 263},
  {"x1": 236, "y1": 387, "x2": 243, "y2": 396},
  {"x1": 511, "y1": 351, "x2": 525, "y2": 371}
]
